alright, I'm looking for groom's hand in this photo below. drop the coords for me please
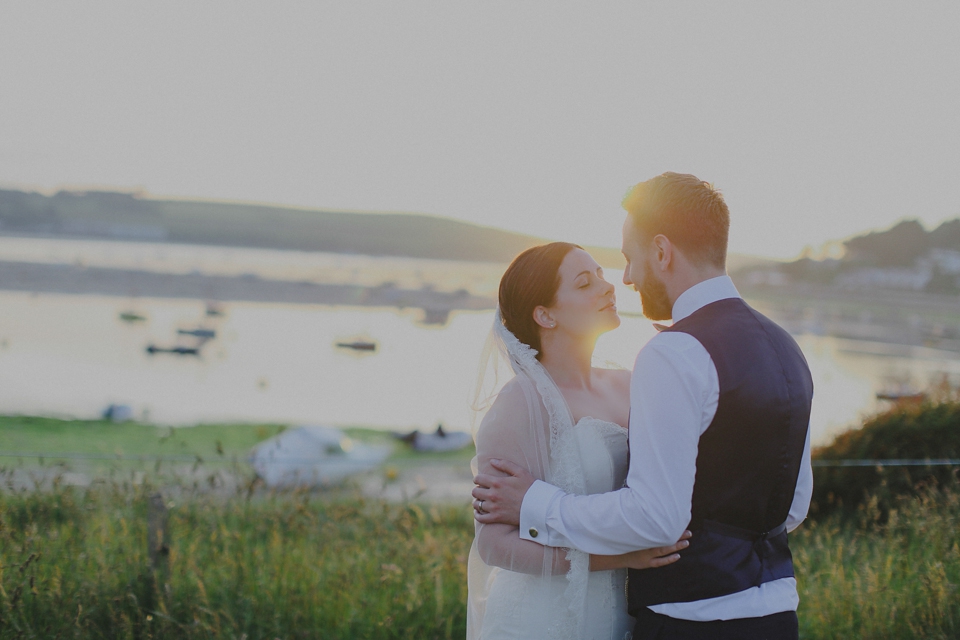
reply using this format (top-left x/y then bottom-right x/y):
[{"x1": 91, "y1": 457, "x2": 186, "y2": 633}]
[{"x1": 472, "y1": 459, "x2": 534, "y2": 526}]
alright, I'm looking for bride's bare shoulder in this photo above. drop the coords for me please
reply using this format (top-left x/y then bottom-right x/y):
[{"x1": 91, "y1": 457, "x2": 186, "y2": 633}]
[
  {"x1": 475, "y1": 378, "x2": 540, "y2": 453},
  {"x1": 493, "y1": 377, "x2": 526, "y2": 402},
  {"x1": 596, "y1": 367, "x2": 631, "y2": 389},
  {"x1": 481, "y1": 378, "x2": 532, "y2": 421}
]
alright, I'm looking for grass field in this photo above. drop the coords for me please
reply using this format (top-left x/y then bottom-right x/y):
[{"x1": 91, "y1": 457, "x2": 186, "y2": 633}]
[
  {"x1": 2, "y1": 476, "x2": 958, "y2": 639},
  {"x1": 1, "y1": 483, "x2": 472, "y2": 639},
  {"x1": 2, "y1": 416, "x2": 958, "y2": 638},
  {"x1": 0, "y1": 415, "x2": 287, "y2": 460}
]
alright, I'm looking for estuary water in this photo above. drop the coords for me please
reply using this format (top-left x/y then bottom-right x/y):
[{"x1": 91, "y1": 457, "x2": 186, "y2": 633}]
[{"x1": 2, "y1": 237, "x2": 960, "y2": 446}]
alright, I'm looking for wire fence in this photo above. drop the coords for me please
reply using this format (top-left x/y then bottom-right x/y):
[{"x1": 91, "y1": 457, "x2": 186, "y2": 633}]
[
  {"x1": 0, "y1": 451, "x2": 232, "y2": 463},
  {"x1": 812, "y1": 459, "x2": 960, "y2": 468},
  {"x1": 2, "y1": 451, "x2": 959, "y2": 467}
]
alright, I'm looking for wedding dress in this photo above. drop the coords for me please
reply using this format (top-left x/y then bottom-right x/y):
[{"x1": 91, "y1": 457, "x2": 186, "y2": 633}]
[{"x1": 467, "y1": 312, "x2": 634, "y2": 640}]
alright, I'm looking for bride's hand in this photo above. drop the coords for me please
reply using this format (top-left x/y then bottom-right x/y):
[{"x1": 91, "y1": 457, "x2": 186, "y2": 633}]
[
  {"x1": 588, "y1": 531, "x2": 692, "y2": 572},
  {"x1": 620, "y1": 530, "x2": 692, "y2": 570}
]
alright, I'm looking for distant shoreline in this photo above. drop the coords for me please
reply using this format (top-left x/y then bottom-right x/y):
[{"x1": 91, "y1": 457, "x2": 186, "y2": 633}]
[
  {"x1": 3, "y1": 256, "x2": 960, "y2": 353},
  {"x1": 0, "y1": 260, "x2": 496, "y2": 322},
  {"x1": 742, "y1": 283, "x2": 960, "y2": 354}
]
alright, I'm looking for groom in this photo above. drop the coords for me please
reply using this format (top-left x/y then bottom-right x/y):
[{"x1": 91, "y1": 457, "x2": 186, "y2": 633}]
[{"x1": 472, "y1": 172, "x2": 813, "y2": 639}]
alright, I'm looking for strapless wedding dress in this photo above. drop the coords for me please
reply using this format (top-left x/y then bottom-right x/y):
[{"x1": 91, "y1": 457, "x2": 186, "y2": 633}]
[{"x1": 478, "y1": 418, "x2": 634, "y2": 640}]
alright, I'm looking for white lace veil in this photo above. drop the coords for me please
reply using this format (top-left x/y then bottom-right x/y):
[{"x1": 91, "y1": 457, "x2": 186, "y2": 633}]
[{"x1": 466, "y1": 310, "x2": 591, "y2": 640}]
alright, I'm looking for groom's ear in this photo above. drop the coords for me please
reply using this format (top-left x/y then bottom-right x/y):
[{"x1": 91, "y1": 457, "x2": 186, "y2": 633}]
[
  {"x1": 532, "y1": 306, "x2": 555, "y2": 330},
  {"x1": 652, "y1": 234, "x2": 673, "y2": 270}
]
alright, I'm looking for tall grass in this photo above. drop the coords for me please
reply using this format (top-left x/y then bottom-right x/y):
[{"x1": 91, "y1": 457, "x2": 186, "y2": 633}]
[
  {"x1": 2, "y1": 473, "x2": 958, "y2": 638},
  {"x1": 794, "y1": 486, "x2": 960, "y2": 639},
  {"x1": 1, "y1": 475, "x2": 471, "y2": 639}
]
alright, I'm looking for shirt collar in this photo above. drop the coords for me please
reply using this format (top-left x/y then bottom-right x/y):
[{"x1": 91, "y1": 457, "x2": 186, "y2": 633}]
[{"x1": 671, "y1": 275, "x2": 741, "y2": 323}]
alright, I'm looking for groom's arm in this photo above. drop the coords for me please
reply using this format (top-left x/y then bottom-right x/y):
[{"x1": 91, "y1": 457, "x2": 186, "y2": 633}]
[
  {"x1": 786, "y1": 423, "x2": 813, "y2": 532},
  {"x1": 517, "y1": 334, "x2": 716, "y2": 555},
  {"x1": 514, "y1": 342, "x2": 814, "y2": 551}
]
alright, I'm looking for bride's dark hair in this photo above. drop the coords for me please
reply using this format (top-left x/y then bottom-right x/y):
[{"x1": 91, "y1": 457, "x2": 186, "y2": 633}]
[{"x1": 499, "y1": 242, "x2": 582, "y2": 360}]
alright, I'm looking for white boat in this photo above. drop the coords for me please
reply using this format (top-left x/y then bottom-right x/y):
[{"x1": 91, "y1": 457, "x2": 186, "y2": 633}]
[{"x1": 248, "y1": 425, "x2": 391, "y2": 488}]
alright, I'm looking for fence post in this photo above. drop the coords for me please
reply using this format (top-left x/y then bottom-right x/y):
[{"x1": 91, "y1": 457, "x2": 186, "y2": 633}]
[{"x1": 147, "y1": 492, "x2": 170, "y2": 573}]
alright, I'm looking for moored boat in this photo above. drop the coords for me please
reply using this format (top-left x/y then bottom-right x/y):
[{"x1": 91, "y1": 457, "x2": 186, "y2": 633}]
[{"x1": 248, "y1": 425, "x2": 391, "y2": 488}]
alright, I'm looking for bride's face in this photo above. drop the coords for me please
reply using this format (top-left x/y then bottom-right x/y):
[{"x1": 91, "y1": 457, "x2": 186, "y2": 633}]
[{"x1": 538, "y1": 249, "x2": 620, "y2": 340}]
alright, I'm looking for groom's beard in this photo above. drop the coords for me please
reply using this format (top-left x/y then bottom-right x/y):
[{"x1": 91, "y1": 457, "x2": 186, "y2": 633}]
[{"x1": 640, "y1": 262, "x2": 672, "y2": 321}]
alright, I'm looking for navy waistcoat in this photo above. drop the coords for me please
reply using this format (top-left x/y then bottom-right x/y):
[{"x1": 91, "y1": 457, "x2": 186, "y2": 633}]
[{"x1": 627, "y1": 298, "x2": 813, "y2": 611}]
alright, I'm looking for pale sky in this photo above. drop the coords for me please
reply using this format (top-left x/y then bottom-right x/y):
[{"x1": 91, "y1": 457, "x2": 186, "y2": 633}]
[{"x1": 1, "y1": 2, "x2": 958, "y2": 260}]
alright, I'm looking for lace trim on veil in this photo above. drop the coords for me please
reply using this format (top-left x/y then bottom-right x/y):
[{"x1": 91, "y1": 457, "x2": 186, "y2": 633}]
[{"x1": 492, "y1": 312, "x2": 590, "y2": 639}]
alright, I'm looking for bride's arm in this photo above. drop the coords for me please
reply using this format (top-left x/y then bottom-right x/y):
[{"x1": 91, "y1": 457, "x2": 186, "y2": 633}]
[
  {"x1": 474, "y1": 382, "x2": 572, "y2": 575},
  {"x1": 588, "y1": 532, "x2": 691, "y2": 571},
  {"x1": 475, "y1": 522, "x2": 571, "y2": 574},
  {"x1": 477, "y1": 508, "x2": 689, "y2": 574}
]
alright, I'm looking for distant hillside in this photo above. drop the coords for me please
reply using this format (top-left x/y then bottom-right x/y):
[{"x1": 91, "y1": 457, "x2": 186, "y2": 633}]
[
  {"x1": 0, "y1": 188, "x2": 625, "y2": 266},
  {"x1": 736, "y1": 217, "x2": 960, "y2": 294},
  {"x1": 842, "y1": 219, "x2": 960, "y2": 267}
]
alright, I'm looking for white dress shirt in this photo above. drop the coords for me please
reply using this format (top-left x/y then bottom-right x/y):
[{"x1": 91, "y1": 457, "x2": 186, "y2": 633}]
[{"x1": 519, "y1": 275, "x2": 813, "y2": 621}]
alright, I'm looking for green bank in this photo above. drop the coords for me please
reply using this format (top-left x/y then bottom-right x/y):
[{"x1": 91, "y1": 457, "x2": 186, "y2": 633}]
[{"x1": 0, "y1": 415, "x2": 475, "y2": 473}]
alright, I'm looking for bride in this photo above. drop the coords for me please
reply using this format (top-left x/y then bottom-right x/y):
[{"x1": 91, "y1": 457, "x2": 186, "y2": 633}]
[{"x1": 467, "y1": 242, "x2": 689, "y2": 640}]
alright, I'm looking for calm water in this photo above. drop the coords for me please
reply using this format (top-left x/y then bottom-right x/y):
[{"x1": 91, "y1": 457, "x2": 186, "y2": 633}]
[{"x1": 2, "y1": 238, "x2": 960, "y2": 446}]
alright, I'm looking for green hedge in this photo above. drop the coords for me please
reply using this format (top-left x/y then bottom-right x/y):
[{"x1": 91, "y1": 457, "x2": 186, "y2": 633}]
[{"x1": 811, "y1": 401, "x2": 960, "y2": 517}]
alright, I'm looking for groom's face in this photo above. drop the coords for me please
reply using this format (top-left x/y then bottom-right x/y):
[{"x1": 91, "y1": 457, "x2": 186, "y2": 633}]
[{"x1": 621, "y1": 216, "x2": 672, "y2": 321}]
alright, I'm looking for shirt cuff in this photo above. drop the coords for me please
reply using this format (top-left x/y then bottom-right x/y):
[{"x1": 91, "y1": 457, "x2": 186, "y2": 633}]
[{"x1": 519, "y1": 479, "x2": 561, "y2": 545}]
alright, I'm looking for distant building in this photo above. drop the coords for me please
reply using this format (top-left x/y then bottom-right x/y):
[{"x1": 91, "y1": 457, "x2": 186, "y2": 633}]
[
  {"x1": 930, "y1": 249, "x2": 960, "y2": 275},
  {"x1": 835, "y1": 266, "x2": 932, "y2": 291}
]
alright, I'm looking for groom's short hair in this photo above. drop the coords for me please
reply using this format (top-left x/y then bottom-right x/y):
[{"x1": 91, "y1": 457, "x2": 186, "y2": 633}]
[{"x1": 622, "y1": 172, "x2": 729, "y2": 268}]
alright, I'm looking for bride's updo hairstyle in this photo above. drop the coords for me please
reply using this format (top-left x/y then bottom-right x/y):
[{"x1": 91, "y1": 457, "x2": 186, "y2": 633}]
[{"x1": 499, "y1": 242, "x2": 581, "y2": 360}]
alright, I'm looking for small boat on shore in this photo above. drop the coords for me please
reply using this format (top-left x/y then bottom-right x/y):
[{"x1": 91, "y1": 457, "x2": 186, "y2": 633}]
[
  {"x1": 102, "y1": 403, "x2": 134, "y2": 422},
  {"x1": 876, "y1": 379, "x2": 926, "y2": 403},
  {"x1": 395, "y1": 423, "x2": 473, "y2": 453},
  {"x1": 876, "y1": 390, "x2": 926, "y2": 403},
  {"x1": 249, "y1": 425, "x2": 391, "y2": 488}
]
